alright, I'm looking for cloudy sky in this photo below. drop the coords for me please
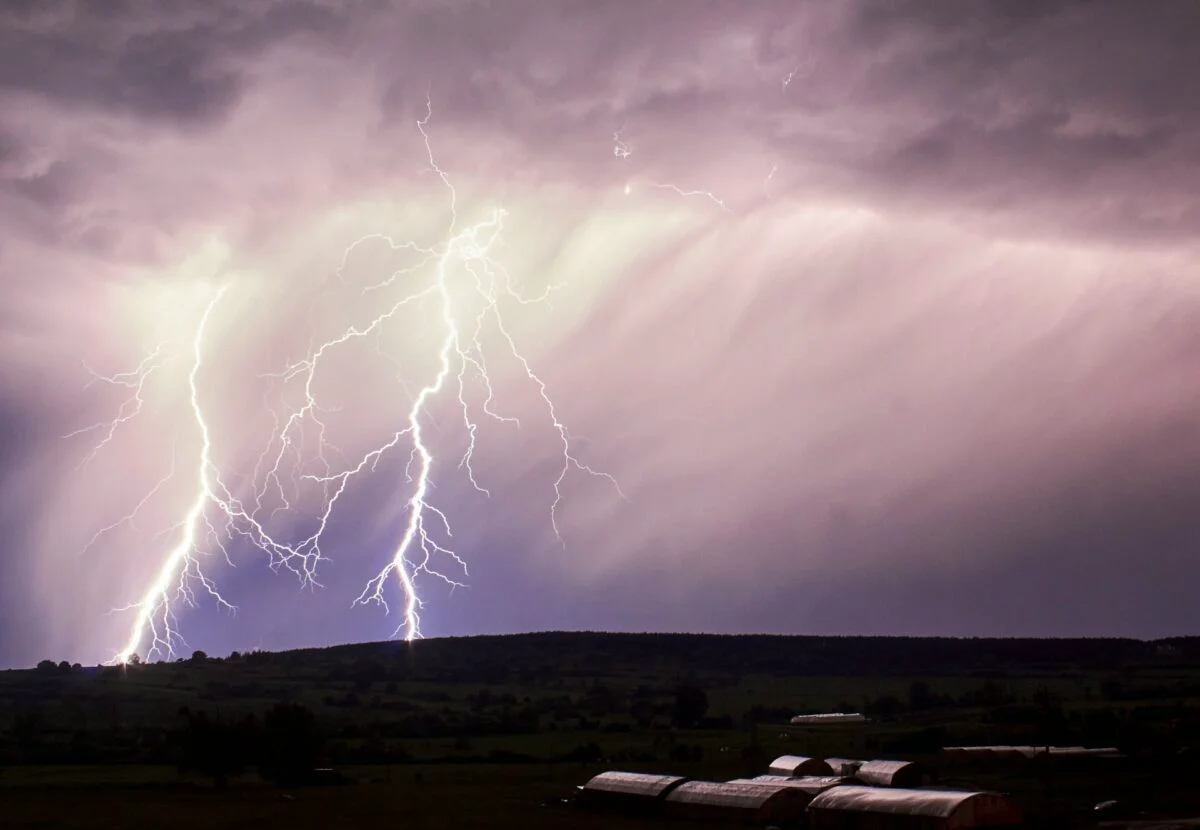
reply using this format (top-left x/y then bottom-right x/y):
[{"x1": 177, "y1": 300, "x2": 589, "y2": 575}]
[{"x1": 1, "y1": 0, "x2": 1198, "y2": 667}]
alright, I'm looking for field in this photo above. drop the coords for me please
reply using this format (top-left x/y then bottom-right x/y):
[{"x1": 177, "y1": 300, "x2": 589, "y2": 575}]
[
  {"x1": 3, "y1": 632, "x2": 1200, "y2": 827},
  {"x1": 0, "y1": 763, "x2": 671, "y2": 829}
]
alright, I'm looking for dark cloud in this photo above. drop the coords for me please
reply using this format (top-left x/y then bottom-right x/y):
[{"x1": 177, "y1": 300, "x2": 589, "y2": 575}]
[
  {"x1": 0, "y1": 0, "x2": 1198, "y2": 665},
  {"x1": 0, "y1": 0, "x2": 346, "y2": 124}
]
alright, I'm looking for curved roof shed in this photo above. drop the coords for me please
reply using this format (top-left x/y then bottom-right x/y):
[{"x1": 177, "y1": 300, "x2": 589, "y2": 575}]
[
  {"x1": 855, "y1": 759, "x2": 934, "y2": 788},
  {"x1": 768, "y1": 754, "x2": 835, "y2": 777},
  {"x1": 663, "y1": 780, "x2": 811, "y2": 824},
  {"x1": 791, "y1": 713, "x2": 868, "y2": 725},
  {"x1": 808, "y1": 786, "x2": 1023, "y2": 830},
  {"x1": 732, "y1": 775, "x2": 855, "y2": 796},
  {"x1": 825, "y1": 757, "x2": 865, "y2": 776},
  {"x1": 577, "y1": 771, "x2": 689, "y2": 814}
]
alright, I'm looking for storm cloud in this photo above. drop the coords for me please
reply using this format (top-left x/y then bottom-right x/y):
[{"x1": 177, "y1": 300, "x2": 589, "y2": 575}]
[{"x1": 1, "y1": 0, "x2": 1198, "y2": 667}]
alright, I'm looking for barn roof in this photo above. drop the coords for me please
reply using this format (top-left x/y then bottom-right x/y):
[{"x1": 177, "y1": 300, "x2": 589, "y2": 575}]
[
  {"x1": 808, "y1": 786, "x2": 993, "y2": 818},
  {"x1": 582, "y1": 771, "x2": 688, "y2": 797}
]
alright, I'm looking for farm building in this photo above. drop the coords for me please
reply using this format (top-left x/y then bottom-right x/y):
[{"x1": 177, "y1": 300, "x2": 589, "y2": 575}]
[
  {"x1": 1048, "y1": 746, "x2": 1121, "y2": 758},
  {"x1": 768, "y1": 754, "x2": 836, "y2": 776},
  {"x1": 942, "y1": 745, "x2": 1121, "y2": 761},
  {"x1": 855, "y1": 759, "x2": 935, "y2": 788},
  {"x1": 940, "y1": 746, "x2": 1033, "y2": 764},
  {"x1": 982, "y1": 747, "x2": 1037, "y2": 761},
  {"x1": 576, "y1": 771, "x2": 689, "y2": 814},
  {"x1": 730, "y1": 775, "x2": 855, "y2": 796},
  {"x1": 662, "y1": 780, "x2": 811, "y2": 825},
  {"x1": 791, "y1": 712, "x2": 868, "y2": 725},
  {"x1": 825, "y1": 757, "x2": 865, "y2": 776},
  {"x1": 808, "y1": 786, "x2": 1023, "y2": 830}
]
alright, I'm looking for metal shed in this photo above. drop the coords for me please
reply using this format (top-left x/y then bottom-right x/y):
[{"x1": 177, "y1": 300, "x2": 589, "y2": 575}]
[
  {"x1": 576, "y1": 771, "x2": 689, "y2": 814},
  {"x1": 808, "y1": 786, "x2": 1023, "y2": 830},
  {"x1": 731, "y1": 775, "x2": 855, "y2": 796},
  {"x1": 825, "y1": 757, "x2": 865, "y2": 776},
  {"x1": 855, "y1": 759, "x2": 935, "y2": 788},
  {"x1": 768, "y1": 754, "x2": 836, "y2": 777},
  {"x1": 791, "y1": 713, "x2": 868, "y2": 725},
  {"x1": 940, "y1": 746, "x2": 1027, "y2": 764},
  {"x1": 1048, "y1": 746, "x2": 1120, "y2": 758},
  {"x1": 662, "y1": 780, "x2": 812, "y2": 825}
]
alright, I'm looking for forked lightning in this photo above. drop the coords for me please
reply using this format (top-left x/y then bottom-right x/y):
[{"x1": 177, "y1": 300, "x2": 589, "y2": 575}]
[{"x1": 77, "y1": 99, "x2": 623, "y2": 663}]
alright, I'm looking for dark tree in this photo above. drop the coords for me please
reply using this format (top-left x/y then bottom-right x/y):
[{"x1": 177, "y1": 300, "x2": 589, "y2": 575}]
[
  {"x1": 259, "y1": 702, "x2": 324, "y2": 786},
  {"x1": 908, "y1": 680, "x2": 942, "y2": 710},
  {"x1": 629, "y1": 697, "x2": 655, "y2": 728},
  {"x1": 671, "y1": 683, "x2": 709, "y2": 728},
  {"x1": 174, "y1": 707, "x2": 257, "y2": 789}
]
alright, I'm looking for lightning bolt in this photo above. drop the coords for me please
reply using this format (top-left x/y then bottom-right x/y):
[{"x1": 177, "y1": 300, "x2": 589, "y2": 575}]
[
  {"x1": 304, "y1": 98, "x2": 624, "y2": 640},
  {"x1": 764, "y1": 161, "x2": 779, "y2": 196},
  {"x1": 112, "y1": 287, "x2": 235, "y2": 664},
  {"x1": 613, "y1": 129, "x2": 632, "y2": 159},
  {"x1": 614, "y1": 122, "x2": 724, "y2": 212},
  {"x1": 625, "y1": 181, "x2": 728, "y2": 211},
  {"x1": 78, "y1": 96, "x2": 623, "y2": 662},
  {"x1": 63, "y1": 346, "x2": 175, "y2": 469}
]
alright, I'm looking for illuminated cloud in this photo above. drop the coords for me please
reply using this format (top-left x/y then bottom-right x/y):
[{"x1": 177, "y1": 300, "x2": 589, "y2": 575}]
[{"x1": 1, "y1": 0, "x2": 1199, "y2": 666}]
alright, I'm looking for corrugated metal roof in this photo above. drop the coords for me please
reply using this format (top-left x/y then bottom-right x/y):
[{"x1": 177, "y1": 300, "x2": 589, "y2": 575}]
[
  {"x1": 941, "y1": 746, "x2": 1033, "y2": 761},
  {"x1": 665, "y1": 780, "x2": 804, "y2": 810},
  {"x1": 808, "y1": 786, "x2": 994, "y2": 818},
  {"x1": 768, "y1": 754, "x2": 835, "y2": 776},
  {"x1": 734, "y1": 775, "x2": 854, "y2": 795},
  {"x1": 1049, "y1": 746, "x2": 1120, "y2": 756},
  {"x1": 790, "y1": 712, "x2": 867, "y2": 724},
  {"x1": 825, "y1": 757, "x2": 864, "y2": 775},
  {"x1": 855, "y1": 759, "x2": 928, "y2": 786},
  {"x1": 582, "y1": 771, "x2": 688, "y2": 797}
]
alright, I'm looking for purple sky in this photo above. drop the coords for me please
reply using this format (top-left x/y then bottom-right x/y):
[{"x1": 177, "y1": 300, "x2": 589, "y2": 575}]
[{"x1": 2, "y1": 1, "x2": 1199, "y2": 667}]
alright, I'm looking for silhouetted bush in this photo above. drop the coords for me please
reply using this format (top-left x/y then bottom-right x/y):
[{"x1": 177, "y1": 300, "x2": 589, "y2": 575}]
[
  {"x1": 672, "y1": 683, "x2": 708, "y2": 728},
  {"x1": 259, "y1": 702, "x2": 325, "y2": 786},
  {"x1": 173, "y1": 707, "x2": 257, "y2": 788}
]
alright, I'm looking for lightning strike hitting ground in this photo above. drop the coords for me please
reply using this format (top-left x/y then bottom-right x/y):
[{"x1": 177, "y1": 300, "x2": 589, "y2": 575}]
[
  {"x1": 77, "y1": 98, "x2": 624, "y2": 663},
  {"x1": 112, "y1": 287, "x2": 234, "y2": 664}
]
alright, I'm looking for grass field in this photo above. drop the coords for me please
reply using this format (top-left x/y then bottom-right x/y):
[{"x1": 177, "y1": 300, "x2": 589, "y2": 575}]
[{"x1": 0, "y1": 763, "x2": 677, "y2": 830}]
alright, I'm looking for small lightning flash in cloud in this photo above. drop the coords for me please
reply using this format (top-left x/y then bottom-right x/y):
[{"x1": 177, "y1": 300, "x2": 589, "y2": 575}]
[
  {"x1": 613, "y1": 130, "x2": 632, "y2": 159},
  {"x1": 630, "y1": 181, "x2": 729, "y2": 211}
]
